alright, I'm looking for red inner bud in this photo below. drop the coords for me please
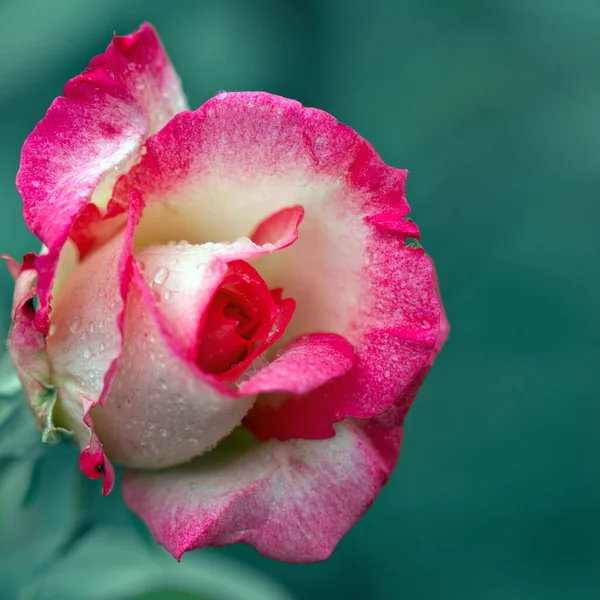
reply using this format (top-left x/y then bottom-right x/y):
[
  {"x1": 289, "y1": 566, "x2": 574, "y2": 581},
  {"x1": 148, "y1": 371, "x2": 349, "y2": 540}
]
[{"x1": 196, "y1": 260, "x2": 295, "y2": 381}]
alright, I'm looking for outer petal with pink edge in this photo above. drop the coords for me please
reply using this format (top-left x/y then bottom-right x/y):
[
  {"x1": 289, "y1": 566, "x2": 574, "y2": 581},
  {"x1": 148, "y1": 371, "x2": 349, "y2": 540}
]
[
  {"x1": 113, "y1": 92, "x2": 444, "y2": 439},
  {"x1": 122, "y1": 374, "x2": 423, "y2": 564},
  {"x1": 45, "y1": 193, "x2": 143, "y2": 495},
  {"x1": 122, "y1": 423, "x2": 385, "y2": 562},
  {"x1": 5, "y1": 254, "x2": 59, "y2": 438},
  {"x1": 17, "y1": 23, "x2": 187, "y2": 334}
]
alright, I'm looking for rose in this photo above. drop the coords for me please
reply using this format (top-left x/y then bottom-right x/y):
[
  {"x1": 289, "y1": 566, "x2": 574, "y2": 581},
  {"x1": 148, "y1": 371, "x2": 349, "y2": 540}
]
[{"x1": 6, "y1": 23, "x2": 448, "y2": 563}]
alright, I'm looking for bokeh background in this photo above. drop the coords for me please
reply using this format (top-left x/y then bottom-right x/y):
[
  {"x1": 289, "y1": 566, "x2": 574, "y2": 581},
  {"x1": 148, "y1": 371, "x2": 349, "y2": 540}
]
[{"x1": 1, "y1": 1, "x2": 599, "y2": 598}]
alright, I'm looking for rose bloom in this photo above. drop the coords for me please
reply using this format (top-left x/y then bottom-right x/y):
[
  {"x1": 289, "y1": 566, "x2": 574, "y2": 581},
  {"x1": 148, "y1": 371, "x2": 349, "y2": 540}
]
[{"x1": 6, "y1": 24, "x2": 448, "y2": 562}]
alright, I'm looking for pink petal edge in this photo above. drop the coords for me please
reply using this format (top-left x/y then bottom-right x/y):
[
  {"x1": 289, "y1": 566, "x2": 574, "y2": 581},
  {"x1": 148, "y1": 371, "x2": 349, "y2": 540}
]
[
  {"x1": 16, "y1": 23, "x2": 187, "y2": 336},
  {"x1": 5, "y1": 254, "x2": 53, "y2": 430},
  {"x1": 45, "y1": 191, "x2": 143, "y2": 493},
  {"x1": 241, "y1": 333, "x2": 356, "y2": 440}
]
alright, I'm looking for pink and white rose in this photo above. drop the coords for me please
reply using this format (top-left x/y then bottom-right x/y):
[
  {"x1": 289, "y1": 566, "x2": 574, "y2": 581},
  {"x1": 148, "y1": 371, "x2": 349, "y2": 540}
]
[{"x1": 6, "y1": 24, "x2": 448, "y2": 562}]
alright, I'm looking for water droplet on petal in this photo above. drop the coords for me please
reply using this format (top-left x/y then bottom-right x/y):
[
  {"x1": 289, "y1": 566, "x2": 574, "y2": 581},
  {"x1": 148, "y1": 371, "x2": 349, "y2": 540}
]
[
  {"x1": 83, "y1": 347, "x2": 92, "y2": 359},
  {"x1": 216, "y1": 90, "x2": 227, "y2": 100},
  {"x1": 152, "y1": 266, "x2": 169, "y2": 285},
  {"x1": 69, "y1": 317, "x2": 82, "y2": 333}
]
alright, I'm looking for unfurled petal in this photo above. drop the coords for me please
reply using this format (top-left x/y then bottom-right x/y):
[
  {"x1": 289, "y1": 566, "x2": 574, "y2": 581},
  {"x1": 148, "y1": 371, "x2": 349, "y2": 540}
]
[
  {"x1": 45, "y1": 192, "x2": 143, "y2": 493},
  {"x1": 5, "y1": 254, "x2": 55, "y2": 433},
  {"x1": 78, "y1": 394, "x2": 115, "y2": 496},
  {"x1": 242, "y1": 334, "x2": 356, "y2": 440},
  {"x1": 48, "y1": 191, "x2": 143, "y2": 404},
  {"x1": 122, "y1": 422, "x2": 388, "y2": 563},
  {"x1": 17, "y1": 23, "x2": 187, "y2": 334},
  {"x1": 429, "y1": 269, "x2": 449, "y2": 365}
]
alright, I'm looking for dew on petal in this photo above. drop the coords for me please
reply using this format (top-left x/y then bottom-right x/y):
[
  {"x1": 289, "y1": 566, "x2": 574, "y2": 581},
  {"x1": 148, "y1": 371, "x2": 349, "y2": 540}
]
[
  {"x1": 151, "y1": 266, "x2": 169, "y2": 285},
  {"x1": 68, "y1": 316, "x2": 82, "y2": 333}
]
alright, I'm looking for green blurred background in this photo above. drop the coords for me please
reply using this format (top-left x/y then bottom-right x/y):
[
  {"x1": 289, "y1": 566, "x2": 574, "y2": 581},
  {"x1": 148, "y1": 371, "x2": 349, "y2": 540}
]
[{"x1": 1, "y1": 0, "x2": 599, "y2": 598}]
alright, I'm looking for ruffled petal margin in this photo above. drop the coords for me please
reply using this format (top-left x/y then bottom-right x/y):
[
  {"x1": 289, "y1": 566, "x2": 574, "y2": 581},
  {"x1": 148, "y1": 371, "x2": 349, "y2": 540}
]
[{"x1": 16, "y1": 23, "x2": 187, "y2": 335}]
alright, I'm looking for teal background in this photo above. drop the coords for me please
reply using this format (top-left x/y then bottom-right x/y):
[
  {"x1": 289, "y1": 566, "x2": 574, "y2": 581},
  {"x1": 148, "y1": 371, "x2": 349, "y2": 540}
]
[{"x1": 1, "y1": 1, "x2": 599, "y2": 598}]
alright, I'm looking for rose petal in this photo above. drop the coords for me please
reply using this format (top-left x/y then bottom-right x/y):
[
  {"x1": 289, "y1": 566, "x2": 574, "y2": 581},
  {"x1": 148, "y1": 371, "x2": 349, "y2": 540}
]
[
  {"x1": 44, "y1": 192, "x2": 143, "y2": 494},
  {"x1": 78, "y1": 393, "x2": 115, "y2": 496},
  {"x1": 242, "y1": 333, "x2": 357, "y2": 441},
  {"x1": 240, "y1": 333, "x2": 355, "y2": 396},
  {"x1": 47, "y1": 191, "x2": 143, "y2": 405},
  {"x1": 5, "y1": 254, "x2": 115, "y2": 494},
  {"x1": 429, "y1": 268, "x2": 450, "y2": 365},
  {"x1": 249, "y1": 205, "x2": 304, "y2": 249},
  {"x1": 121, "y1": 421, "x2": 386, "y2": 563},
  {"x1": 195, "y1": 260, "x2": 294, "y2": 381},
  {"x1": 17, "y1": 23, "x2": 187, "y2": 334},
  {"x1": 5, "y1": 254, "x2": 53, "y2": 428},
  {"x1": 110, "y1": 92, "x2": 445, "y2": 438}
]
